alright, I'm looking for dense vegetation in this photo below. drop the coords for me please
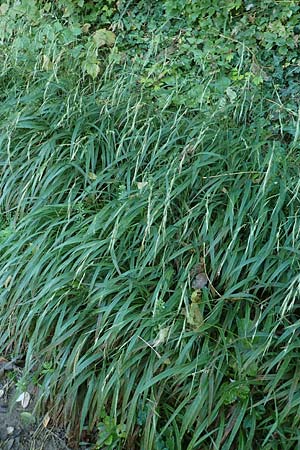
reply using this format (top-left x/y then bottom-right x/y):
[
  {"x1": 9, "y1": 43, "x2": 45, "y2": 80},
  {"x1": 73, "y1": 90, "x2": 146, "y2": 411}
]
[{"x1": 1, "y1": 1, "x2": 300, "y2": 449}]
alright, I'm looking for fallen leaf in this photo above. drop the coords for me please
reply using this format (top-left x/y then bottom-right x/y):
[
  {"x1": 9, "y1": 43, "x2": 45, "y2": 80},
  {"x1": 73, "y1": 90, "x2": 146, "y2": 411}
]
[
  {"x1": 187, "y1": 303, "x2": 203, "y2": 330},
  {"x1": 43, "y1": 412, "x2": 50, "y2": 428},
  {"x1": 42, "y1": 55, "x2": 52, "y2": 71},
  {"x1": 226, "y1": 87, "x2": 237, "y2": 102},
  {"x1": 152, "y1": 327, "x2": 169, "y2": 347},
  {"x1": 191, "y1": 290, "x2": 201, "y2": 304},
  {"x1": 88, "y1": 171, "x2": 97, "y2": 180},
  {"x1": 82, "y1": 23, "x2": 91, "y2": 33},
  {"x1": 192, "y1": 273, "x2": 208, "y2": 290},
  {"x1": 16, "y1": 391, "x2": 30, "y2": 409},
  {"x1": 0, "y1": 389, "x2": 4, "y2": 398},
  {"x1": 137, "y1": 181, "x2": 148, "y2": 190},
  {"x1": 4, "y1": 275, "x2": 12, "y2": 289},
  {"x1": 6, "y1": 427, "x2": 14, "y2": 435}
]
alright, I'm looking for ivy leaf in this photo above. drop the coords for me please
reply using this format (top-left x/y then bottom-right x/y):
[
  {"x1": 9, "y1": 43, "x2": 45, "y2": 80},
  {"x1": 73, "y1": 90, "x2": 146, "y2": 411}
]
[
  {"x1": 93, "y1": 29, "x2": 116, "y2": 47},
  {"x1": 84, "y1": 62, "x2": 100, "y2": 79}
]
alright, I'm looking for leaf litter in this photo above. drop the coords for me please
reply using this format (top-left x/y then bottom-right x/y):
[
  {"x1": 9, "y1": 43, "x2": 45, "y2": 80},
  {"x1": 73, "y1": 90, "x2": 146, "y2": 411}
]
[{"x1": 0, "y1": 356, "x2": 71, "y2": 450}]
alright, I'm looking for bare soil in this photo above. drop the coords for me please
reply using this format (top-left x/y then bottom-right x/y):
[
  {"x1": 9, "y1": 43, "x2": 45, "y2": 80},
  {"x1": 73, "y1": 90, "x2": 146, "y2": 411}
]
[{"x1": 0, "y1": 365, "x2": 70, "y2": 450}]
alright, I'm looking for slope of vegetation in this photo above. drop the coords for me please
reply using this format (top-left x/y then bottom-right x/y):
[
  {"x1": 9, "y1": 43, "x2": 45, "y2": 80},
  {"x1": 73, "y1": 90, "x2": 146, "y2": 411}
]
[{"x1": 1, "y1": 1, "x2": 300, "y2": 449}]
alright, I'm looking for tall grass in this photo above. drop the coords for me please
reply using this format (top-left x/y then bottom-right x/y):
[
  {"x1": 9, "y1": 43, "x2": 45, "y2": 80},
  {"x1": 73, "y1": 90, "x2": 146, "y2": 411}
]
[{"x1": 1, "y1": 7, "x2": 300, "y2": 450}]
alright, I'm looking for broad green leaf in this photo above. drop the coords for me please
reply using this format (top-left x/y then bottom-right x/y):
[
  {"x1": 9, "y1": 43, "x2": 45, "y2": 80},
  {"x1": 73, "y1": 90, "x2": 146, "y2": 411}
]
[{"x1": 93, "y1": 29, "x2": 116, "y2": 47}]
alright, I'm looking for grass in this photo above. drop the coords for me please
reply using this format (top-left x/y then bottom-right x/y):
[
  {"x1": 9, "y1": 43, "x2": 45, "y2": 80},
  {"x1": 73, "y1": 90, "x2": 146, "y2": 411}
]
[{"x1": 1, "y1": 4, "x2": 300, "y2": 450}]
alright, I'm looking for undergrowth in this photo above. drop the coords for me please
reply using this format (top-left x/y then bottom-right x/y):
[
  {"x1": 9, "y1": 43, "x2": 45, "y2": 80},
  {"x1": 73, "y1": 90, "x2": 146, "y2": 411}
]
[{"x1": 1, "y1": 1, "x2": 300, "y2": 450}]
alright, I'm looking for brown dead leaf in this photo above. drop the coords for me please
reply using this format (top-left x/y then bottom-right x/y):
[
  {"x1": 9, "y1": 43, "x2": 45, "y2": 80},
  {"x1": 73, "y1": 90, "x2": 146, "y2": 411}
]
[
  {"x1": 82, "y1": 23, "x2": 91, "y2": 33},
  {"x1": 192, "y1": 273, "x2": 208, "y2": 290},
  {"x1": 88, "y1": 171, "x2": 97, "y2": 180},
  {"x1": 4, "y1": 275, "x2": 12, "y2": 288},
  {"x1": 152, "y1": 327, "x2": 169, "y2": 347},
  {"x1": 43, "y1": 412, "x2": 51, "y2": 428}
]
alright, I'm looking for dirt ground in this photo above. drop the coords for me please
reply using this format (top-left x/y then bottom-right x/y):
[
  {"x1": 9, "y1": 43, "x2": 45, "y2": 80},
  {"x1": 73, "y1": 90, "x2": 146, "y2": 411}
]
[
  {"x1": 0, "y1": 359, "x2": 71, "y2": 450},
  {"x1": 0, "y1": 386, "x2": 71, "y2": 450}
]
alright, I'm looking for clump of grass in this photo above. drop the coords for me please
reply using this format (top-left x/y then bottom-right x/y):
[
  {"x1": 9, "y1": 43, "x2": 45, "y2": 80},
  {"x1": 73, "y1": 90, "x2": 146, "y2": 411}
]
[
  {"x1": 1, "y1": 5, "x2": 300, "y2": 449},
  {"x1": 1, "y1": 62, "x2": 300, "y2": 449}
]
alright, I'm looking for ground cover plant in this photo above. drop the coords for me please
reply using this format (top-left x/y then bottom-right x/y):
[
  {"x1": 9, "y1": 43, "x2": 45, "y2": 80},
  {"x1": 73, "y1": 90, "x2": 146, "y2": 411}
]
[{"x1": 1, "y1": 1, "x2": 300, "y2": 449}]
